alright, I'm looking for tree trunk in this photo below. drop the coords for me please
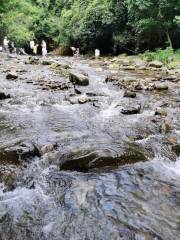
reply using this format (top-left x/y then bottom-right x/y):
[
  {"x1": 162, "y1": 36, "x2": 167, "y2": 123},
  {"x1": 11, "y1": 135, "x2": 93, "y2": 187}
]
[{"x1": 165, "y1": 30, "x2": 173, "y2": 49}]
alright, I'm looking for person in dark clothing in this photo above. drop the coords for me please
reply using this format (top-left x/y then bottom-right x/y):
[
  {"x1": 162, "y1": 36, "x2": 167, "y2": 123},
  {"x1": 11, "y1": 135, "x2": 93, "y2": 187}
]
[{"x1": 8, "y1": 41, "x2": 14, "y2": 54}]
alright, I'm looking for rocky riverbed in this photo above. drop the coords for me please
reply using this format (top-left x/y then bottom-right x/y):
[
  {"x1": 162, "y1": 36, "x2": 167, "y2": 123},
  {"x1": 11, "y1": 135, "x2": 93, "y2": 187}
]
[{"x1": 0, "y1": 53, "x2": 179, "y2": 240}]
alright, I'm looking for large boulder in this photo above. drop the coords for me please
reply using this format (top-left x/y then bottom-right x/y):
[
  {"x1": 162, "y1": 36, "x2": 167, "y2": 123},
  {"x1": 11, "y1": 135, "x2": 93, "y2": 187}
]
[
  {"x1": 60, "y1": 144, "x2": 149, "y2": 172},
  {"x1": 69, "y1": 71, "x2": 89, "y2": 86}
]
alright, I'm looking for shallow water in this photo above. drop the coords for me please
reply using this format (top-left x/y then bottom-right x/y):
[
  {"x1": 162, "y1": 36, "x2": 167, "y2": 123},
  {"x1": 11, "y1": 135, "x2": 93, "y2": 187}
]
[{"x1": 0, "y1": 54, "x2": 179, "y2": 239}]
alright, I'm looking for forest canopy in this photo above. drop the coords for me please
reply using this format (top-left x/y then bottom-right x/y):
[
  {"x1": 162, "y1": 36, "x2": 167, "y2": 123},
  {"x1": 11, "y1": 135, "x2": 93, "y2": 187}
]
[{"x1": 0, "y1": 0, "x2": 180, "y2": 53}]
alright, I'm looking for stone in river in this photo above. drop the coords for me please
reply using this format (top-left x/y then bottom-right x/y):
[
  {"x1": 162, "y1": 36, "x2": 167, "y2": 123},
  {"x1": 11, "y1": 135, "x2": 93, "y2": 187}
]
[
  {"x1": 6, "y1": 71, "x2": 18, "y2": 80},
  {"x1": 149, "y1": 60, "x2": 163, "y2": 68},
  {"x1": 0, "y1": 92, "x2": 10, "y2": 100},
  {"x1": 123, "y1": 90, "x2": 136, "y2": 98},
  {"x1": 69, "y1": 71, "x2": 89, "y2": 86},
  {"x1": 78, "y1": 95, "x2": 89, "y2": 104},
  {"x1": 155, "y1": 83, "x2": 168, "y2": 90},
  {"x1": 121, "y1": 104, "x2": 141, "y2": 114}
]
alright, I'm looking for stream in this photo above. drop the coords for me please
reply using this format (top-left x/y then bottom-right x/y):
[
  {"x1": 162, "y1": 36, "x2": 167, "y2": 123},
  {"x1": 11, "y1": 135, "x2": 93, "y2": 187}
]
[{"x1": 0, "y1": 53, "x2": 179, "y2": 240}]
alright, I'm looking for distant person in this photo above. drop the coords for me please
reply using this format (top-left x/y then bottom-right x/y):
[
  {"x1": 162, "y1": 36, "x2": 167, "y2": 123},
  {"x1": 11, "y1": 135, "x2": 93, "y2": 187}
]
[
  {"x1": 33, "y1": 43, "x2": 38, "y2": 55},
  {"x1": 0, "y1": 46, "x2": 3, "y2": 52},
  {"x1": 8, "y1": 41, "x2": 15, "y2": 54},
  {"x1": 3, "y1": 36, "x2": 9, "y2": 52},
  {"x1": 95, "y1": 49, "x2": 100, "y2": 58},
  {"x1": 70, "y1": 46, "x2": 76, "y2": 56},
  {"x1": 30, "y1": 40, "x2": 35, "y2": 54},
  {"x1": 41, "y1": 40, "x2": 47, "y2": 57},
  {"x1": 75, "y1": 48, "x2": 80, "y2": 57}
]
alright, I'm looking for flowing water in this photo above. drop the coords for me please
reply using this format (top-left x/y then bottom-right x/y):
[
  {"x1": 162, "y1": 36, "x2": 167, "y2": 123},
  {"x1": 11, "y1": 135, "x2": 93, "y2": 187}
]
[{"x1": 0, "y1": 53, "x2": 179, "y2": 240}]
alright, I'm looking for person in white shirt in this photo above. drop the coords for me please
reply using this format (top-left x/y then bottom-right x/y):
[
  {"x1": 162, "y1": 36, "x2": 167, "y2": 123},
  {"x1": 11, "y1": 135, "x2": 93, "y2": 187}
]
[
  {"x1": 30, "y1": 40, "x2": 35, "y2": 54},
  {"x1": 70, "y1": 46, "x2": 76, "y2": 56},
  {"x1": 41, "y1": 40, "x2": 47, "y2": 57},
  {"x1": 95, "y1": 49, "x2": 100, "y2": 58},
  {"x1": 3, "y1": 37, "x2": 9, "y2": 52}
]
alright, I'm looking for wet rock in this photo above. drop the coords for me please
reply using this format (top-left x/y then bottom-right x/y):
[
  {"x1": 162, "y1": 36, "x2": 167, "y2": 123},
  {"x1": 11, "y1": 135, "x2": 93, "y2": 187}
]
[
  {"x1": 155, "y1": 107, "x2": 167, "y2": 117},
  {"x1": 41, "y1": 144, "x2": 56, "y2": 155},
  {"x1": 6, "y1": 72, "x2": 18, "y2": 80},
  {"x1": 168, "y1": 136, "x2": 177, "y2": 145},
  {"x1": 0, "y1": 168, "x2": 17, "y2": 188},
  {"x1": 161, "y1": 118, "x2": 171, "y2": 133},
  {"x1": 155, "y1": 83, "x2": 168, "y2": 90},
  {"x1": 78, "y1": 95, "x2": 89, "y2": 104},
  {"x1": 41, "y1": 60, "x2": 54, "y2": 65},
  {"x1": 69, "y1": 97, "x2": 78, "y2": 104},
  {"x1": 121, "y1": 104, "x2": 141, "y2": 115},
  {"x1": 172, "y1": 144, "x2": 180, "y2": 156},
  {"x1": 0, "y1": 150, "x2": 20, "y2": 164},
  {"x1": 134, "y1": 82, "x2": 143, "y2": 90},
  {"x1": 123, "y1": 90, "x2": 136, "y2": 98},
  {"x1": 149, "y1": 60, "x2": 163, "y2": 68},
  {"x1": 27, "y1": 57, "x2": 39, "y2": 65},
  {"x1": 0, "y1": 92, "x2": 11, "y2": 100},
  {"x1": 123, "y1": 65, "x2": 136, "y2": 71},
  {"x1": 163, "y1": 75, "x2": 177, "y2": 81},
  {"x1": 50, "y1": 62, "x2": 70, "y2": 70},
  {"x1": 93, "y1": 102, "x2": 101, "y2": 108},
  {"x1": 108, "y1": 63, "x2": 119, "y2": 70},
  {"x1": 0, "y1": 142, "x2": 41, "y2": 164},
  {"x1": 144, "y1": 83, "x2": 155, "y2": 91},
  {"x1": 60, "y1": 144, "x2": 149, "y2": 172},
  {"x1": 74, "y1": 87, "x2": 82, "y2": 94},
  {"x1": 69, "y1": 71, "x2": 89, "y2": 86}
]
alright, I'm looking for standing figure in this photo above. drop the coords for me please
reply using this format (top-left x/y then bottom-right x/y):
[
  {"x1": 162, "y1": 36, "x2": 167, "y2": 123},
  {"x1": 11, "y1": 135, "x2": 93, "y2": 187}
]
[
  {"x1": 70, "y1": 46, "x2": 76, "y2": 56},
  {"x1": 33, "y1": 43, "x2": 38, "y2": 55},
  {"x1": 95, "y1": 49, "x2": 100, "y2": 58},
  {"x1": 75, "y1": 48, "x2": 80, "y2": 57},
  {"x1": 30, "y1": 40, "x2": 35, "y2": 54},
  {"x1": 8, "y1": 41, "x2": 15, "y2": 54},
  {"x1": 41, "y1": 40, "x2": 47, "y2": 57},
  {"x1": 3, "y1": 37, "x2": 9, "y2": 52}
]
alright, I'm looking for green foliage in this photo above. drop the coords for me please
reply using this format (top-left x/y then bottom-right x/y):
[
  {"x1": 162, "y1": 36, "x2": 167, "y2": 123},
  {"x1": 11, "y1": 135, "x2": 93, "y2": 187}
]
[
  {"x1": 141, "y1": 47, "x2": 180, "y2": 64},
  {"x1": 0, "y1": 0, "x2": 180, "y2": 52}
]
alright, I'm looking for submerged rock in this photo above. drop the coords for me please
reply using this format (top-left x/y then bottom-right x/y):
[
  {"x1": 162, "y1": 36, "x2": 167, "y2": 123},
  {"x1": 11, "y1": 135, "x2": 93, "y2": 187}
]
[
  {"x1": 69, "y1": 71, "x2": 89, "y2": 86},
  {"x1": 0, "y1": 92, "x2": 10, "y2": 100}
]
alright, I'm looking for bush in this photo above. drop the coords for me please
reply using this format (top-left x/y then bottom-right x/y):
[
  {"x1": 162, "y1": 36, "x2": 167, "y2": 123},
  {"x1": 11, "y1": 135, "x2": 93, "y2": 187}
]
[{"x1": 142, "y1": 47, "x2": 174, "y2": 64}]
